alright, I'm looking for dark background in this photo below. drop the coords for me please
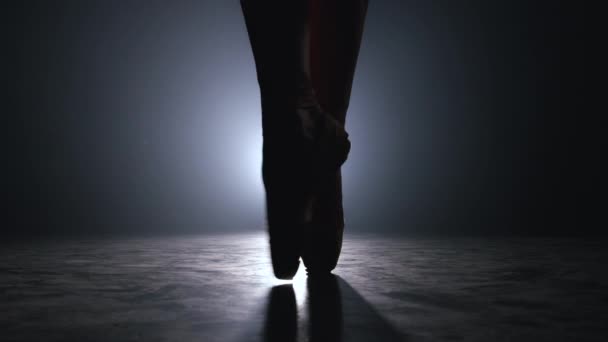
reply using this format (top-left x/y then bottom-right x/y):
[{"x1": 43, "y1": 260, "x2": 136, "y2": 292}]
[{"x1": 5, "y1": 1, "x2": 594, "y2": 238}]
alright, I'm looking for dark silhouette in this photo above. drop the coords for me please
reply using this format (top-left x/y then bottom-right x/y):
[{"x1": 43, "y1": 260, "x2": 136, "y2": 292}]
[
  {"x1": 307, "y1": 275, "x2": 343, "y2": 341},
  {"x1": 241, "y1": 0, "x2": 368, "y2": 279},
  {"x1": 263, "y1": 285, "x2": 297, "y2": 342},
  {"x1": 262, "y1": 278, "x2": 343, "y2": 342}
]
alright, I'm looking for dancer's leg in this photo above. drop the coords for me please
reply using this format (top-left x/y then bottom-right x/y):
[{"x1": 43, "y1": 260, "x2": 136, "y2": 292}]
[
  {"x1": 241, "y1": 0, "x2": 353, "y2": 279},
  {"x1": 241, "y1": 0, "x2": 310, "y2": 279},
  {"x1": 304, "y1": 0, "x2": 368, "y2": 273},
  {"x1": 310, "y1": 0, "x2": 368, "y2": 123}
]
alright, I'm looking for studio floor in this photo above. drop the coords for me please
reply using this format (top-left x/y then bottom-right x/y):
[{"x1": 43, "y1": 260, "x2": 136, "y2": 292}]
[{"x1": 2, "y1": 233, "x2": 606, "y2": 341}]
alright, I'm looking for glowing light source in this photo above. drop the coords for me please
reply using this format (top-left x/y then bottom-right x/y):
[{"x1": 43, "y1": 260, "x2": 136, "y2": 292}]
[{"x1": 268, "y1": 262, "x2": 308, "y2": 306}]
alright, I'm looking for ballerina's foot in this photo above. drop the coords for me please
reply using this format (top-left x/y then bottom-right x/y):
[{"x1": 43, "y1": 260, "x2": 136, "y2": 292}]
[{"x1": 295, "y1": 88, "x2": 351, "y2": 172}]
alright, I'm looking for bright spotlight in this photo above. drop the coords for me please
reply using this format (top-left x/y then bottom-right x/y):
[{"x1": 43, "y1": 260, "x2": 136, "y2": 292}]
[{"x1": 268, "y1": 262, "x2": 308, "y2": 306}]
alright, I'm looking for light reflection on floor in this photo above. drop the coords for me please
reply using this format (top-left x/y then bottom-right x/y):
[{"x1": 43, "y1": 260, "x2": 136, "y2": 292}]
[
  {"x1": 1, "y1": 233, "x2": 607, "y2": 341},
  {"x1": 267, "y1": 265, "x2": 308, "y2": 307}
]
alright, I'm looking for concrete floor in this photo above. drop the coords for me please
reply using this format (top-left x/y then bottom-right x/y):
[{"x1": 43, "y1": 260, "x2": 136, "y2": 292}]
[{"x1": 1, "y1": 233, "x2": 607, "y2": 341}]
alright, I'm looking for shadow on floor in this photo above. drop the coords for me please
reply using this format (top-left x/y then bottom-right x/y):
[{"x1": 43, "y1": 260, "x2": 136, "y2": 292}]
[{"x1": 240, "y1": 275, "x2": 405, "y2": 342}]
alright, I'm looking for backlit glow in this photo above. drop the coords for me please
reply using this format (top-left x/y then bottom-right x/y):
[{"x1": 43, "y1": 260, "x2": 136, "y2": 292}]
[{"x1": 269, "y1": 264, "x2": 308, "y2": 306}]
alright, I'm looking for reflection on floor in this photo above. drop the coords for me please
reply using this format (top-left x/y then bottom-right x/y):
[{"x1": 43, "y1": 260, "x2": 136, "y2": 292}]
[
  {"x1": 240, "y1": 275, "x2": 403, "y2": 342},
  {"x1": 1, "y1": 233, "x2": 607, "y2": 341}
]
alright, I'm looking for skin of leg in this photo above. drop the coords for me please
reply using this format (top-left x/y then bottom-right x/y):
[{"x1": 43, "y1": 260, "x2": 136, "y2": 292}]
[{"x1": 304, "y1": 0, "x2": 369, "y2": 272}]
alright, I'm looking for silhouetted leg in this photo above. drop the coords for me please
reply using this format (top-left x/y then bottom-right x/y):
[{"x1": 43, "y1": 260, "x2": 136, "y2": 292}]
[
  {"x1": 241, "y1": 0, "x2": 351, "y2": 279},
  {"x1": 241, "y1": 0, "x2": 309, "y2": 279},
  {"x1": 303, "y1": 0, "x2": 368, "y2": 273}
]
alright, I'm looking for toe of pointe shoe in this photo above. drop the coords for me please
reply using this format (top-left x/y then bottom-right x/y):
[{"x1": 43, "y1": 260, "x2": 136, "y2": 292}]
[
  {"x1": 273, "y1": 263, "x2": 300, "y2": 280},
  {"x1": 269, "y1": 243, "x2": 300, "y2": 279}
]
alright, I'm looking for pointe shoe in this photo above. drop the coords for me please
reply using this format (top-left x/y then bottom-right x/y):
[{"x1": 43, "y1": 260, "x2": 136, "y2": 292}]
[
  {"x1": 300, "y1": 170, "x2": 345, "y2": 276},
  {"x1": 295, "y1": 85, "x2": 348, "y2": 276},
  {"x1": 298, "y1": 86, "x2": 349, "y2": 275},
  {"x1": 294, "y1": 81, "x2": 350, "y2": 276},
  {"x1": 263, "y1": 82, "x2": 350, "y2": 279},
  {"x1": 262, "y1": 142, "x2": 308, "y2": 279}
]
